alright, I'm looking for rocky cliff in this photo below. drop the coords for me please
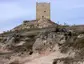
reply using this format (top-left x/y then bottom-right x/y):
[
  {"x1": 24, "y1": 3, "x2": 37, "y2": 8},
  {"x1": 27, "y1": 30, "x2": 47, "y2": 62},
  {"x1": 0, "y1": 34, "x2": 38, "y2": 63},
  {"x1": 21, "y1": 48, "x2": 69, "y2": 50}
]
[{"x1": 0, "y1": 18, "x2": 84, "y2": 64}]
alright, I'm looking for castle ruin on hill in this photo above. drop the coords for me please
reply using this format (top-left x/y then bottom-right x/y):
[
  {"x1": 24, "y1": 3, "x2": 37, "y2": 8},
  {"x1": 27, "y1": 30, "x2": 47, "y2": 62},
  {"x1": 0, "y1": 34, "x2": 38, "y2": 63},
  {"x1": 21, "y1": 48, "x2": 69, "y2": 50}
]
[{"x1": 12, "y1": 2, "x2": 56, "y2": 31}]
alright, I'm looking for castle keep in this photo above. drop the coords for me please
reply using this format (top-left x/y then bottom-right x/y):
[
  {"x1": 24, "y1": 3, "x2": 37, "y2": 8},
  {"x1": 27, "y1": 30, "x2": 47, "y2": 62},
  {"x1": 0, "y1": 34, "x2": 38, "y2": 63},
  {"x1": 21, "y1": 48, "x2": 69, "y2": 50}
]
[
  {"x1": 36, "y1": 2, "x2": 50, "y2": 20},
  {"x1": 11, "y1": 2, "x2": 56, "y2": 31}
]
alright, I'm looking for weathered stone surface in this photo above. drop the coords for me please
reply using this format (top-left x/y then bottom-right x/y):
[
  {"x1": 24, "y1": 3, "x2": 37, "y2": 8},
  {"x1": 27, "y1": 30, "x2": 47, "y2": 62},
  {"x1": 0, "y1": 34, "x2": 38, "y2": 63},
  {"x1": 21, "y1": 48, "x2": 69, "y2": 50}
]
[
  {"x1": 36, "y1": 2, "x2": 50, "y2": 20},
  {"x1": 32, "y1": 32, "x2": 66, "y2": 53},
  {"x1": 1, "y1": 18, "x2": 84, "y2": 64},
  {"x1": 12, "y1": 18, "x2": 57, "y2": 31}
]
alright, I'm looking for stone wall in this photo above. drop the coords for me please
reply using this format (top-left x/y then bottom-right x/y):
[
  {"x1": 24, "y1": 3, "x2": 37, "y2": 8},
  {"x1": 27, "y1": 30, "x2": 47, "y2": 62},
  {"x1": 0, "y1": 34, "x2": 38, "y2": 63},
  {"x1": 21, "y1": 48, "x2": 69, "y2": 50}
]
[
  {"x1": 36, "y1": 2, "x2": 50, "y2": 20},
  {"x1": 12, "y1": 18, "x2": 57, "y2": 31}
]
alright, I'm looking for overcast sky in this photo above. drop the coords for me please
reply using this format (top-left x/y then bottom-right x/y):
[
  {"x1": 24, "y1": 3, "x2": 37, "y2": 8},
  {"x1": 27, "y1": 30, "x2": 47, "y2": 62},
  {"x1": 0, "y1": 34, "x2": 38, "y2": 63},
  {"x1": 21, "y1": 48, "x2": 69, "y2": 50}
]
[{"x1": 0, "y1": 0, "x2": 84, "y2": 32}]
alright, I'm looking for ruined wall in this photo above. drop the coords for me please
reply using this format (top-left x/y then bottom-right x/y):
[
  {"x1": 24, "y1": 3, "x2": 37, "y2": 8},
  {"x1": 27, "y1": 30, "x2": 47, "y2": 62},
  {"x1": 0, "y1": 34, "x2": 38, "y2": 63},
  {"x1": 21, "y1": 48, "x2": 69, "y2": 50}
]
[{"x1": 36, "y1": 2, "x2": 50, "y2": 20}]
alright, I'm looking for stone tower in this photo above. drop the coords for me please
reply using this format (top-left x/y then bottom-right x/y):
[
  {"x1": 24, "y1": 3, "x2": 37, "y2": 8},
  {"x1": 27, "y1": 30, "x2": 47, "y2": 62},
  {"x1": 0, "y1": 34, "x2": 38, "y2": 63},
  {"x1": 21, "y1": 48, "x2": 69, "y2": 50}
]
[{"x1": 36, "y1": 2, "x2": 50, "y2": 20}]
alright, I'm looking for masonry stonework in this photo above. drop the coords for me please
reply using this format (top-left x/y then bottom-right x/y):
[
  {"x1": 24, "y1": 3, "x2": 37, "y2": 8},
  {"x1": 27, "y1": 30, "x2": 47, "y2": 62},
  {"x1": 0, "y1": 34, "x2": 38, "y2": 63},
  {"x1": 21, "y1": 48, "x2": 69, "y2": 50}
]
[{"x1": 36, "y1": 2, "x2": 50, "y2": 20}]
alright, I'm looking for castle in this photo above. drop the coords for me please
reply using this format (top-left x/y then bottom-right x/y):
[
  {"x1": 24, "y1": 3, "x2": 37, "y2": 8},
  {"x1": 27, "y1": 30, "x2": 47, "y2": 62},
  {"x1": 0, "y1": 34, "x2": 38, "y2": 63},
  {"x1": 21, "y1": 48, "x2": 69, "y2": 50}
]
[
  {"x1": 36, "y1": 2, "x2": 50, "y2": 20},
  {"x1": 11, "y1": 2, "x2": 55, "y2": 31}
]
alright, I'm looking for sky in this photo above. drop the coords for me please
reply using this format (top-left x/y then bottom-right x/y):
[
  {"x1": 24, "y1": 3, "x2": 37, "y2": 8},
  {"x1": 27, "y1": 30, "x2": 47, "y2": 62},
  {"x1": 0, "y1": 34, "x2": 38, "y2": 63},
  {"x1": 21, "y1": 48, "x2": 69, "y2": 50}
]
[{"x1": 0, "y1": 0, "x2": 84, "y2": 33}]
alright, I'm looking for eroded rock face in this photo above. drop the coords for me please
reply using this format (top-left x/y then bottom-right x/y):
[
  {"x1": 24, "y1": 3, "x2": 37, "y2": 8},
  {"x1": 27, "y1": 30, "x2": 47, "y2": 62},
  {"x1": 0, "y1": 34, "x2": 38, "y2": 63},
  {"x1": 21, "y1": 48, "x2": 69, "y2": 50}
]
[
  {"x1": 53, "y1": 57, "x2": 84, "y2": 64},
  {"x1": 33, "y1": 32, "x2": 66, "y2": 53},
  {"x1": 1, "y1": 25, "x2": 84, "y2": 64},
  {"x1": 1, "y1": 17, "x2": 84, "y2": 64}
]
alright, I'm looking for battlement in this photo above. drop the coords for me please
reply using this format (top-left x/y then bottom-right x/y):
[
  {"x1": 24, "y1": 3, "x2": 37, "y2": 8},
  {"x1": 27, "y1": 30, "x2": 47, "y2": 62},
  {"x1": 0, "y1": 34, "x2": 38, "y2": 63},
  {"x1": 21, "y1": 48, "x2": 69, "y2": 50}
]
[{"x1": 36, "y1": 2, "x2": 50, "y2": 4}]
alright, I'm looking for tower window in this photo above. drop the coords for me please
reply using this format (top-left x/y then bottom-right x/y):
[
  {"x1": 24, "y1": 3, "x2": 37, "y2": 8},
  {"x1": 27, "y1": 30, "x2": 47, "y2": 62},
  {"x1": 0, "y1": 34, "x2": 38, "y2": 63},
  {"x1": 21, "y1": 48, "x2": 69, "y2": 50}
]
[
  {"x1": 42, "y1": 16, "x2": 44, "y2": 18},
  {"x1": 44, "y1": 11, "x2": 46, "y2": 12}
]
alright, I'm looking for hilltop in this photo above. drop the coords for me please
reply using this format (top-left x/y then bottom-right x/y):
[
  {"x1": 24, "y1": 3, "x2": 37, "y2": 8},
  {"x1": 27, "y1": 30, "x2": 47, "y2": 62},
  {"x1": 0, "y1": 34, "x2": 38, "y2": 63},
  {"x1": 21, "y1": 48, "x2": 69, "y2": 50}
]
[{"x1": 0, "y1": 18, "x2": 84, "y2": 64}]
